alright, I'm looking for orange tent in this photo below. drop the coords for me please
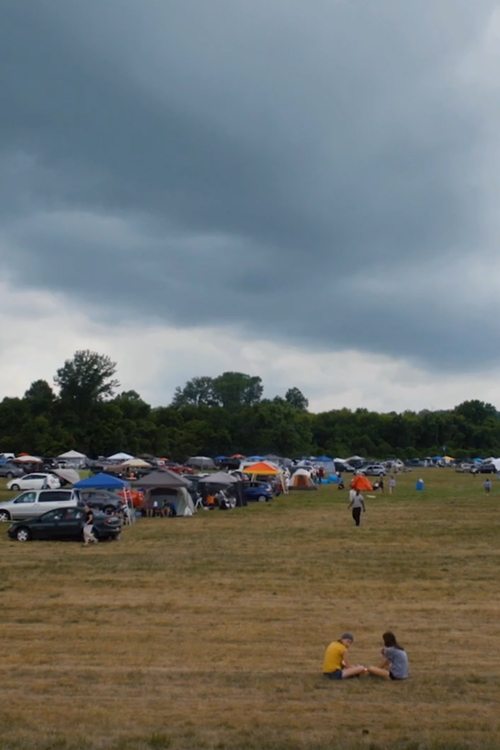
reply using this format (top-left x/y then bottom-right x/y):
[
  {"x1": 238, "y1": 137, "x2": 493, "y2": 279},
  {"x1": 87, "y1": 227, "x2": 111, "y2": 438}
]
[{"x1": 351, "y1": 475, "x2": 373, "y2": 491}]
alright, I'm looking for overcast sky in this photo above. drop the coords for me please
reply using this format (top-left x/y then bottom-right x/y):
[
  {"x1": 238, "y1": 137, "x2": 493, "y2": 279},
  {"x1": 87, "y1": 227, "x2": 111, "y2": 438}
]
[{"x1": 2, "y1": 0, "x2": 500, "y2": 413}]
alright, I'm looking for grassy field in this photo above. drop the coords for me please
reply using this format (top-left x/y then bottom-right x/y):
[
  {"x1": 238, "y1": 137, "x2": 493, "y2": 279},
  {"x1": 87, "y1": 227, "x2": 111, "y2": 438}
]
[{"x1": 0, "y1": 469, "x2": 499, "y2": 750}]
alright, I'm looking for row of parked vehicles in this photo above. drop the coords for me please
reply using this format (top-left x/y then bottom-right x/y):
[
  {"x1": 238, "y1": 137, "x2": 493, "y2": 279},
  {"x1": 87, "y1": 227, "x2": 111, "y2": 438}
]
[{"x1": 0, "y1": 486, "x2": 125, "y2": 543}]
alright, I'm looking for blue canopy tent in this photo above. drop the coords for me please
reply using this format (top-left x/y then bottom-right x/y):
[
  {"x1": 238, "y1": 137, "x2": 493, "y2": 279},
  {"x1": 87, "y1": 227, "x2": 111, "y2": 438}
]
[{"x1": 73, "y1": 472, "x2": 128, "y2": 490}]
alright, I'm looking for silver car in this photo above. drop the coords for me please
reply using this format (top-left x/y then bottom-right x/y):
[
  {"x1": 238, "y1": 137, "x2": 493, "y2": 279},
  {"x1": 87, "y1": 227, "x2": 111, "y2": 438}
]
[{"x1": 0, "y1": 489, "x2": 79, "y2": 522}]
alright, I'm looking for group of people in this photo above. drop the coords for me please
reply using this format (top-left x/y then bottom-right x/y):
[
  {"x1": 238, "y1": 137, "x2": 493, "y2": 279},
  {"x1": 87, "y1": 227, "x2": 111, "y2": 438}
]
[{"x1": 323, "y1": 632, "x2": 409, "y2": 681}]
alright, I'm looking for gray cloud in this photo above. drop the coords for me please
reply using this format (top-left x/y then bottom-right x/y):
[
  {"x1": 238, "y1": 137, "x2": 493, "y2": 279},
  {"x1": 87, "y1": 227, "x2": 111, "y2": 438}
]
[{"x1": 1, "y1": 0, "x2": 499, "y2": 375}]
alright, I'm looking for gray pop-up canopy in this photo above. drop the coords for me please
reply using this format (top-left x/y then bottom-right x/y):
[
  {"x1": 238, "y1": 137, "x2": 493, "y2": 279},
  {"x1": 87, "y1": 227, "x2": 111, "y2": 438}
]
[{"x1": 133, "y1": 469, "x2": 191, "y2": 488}]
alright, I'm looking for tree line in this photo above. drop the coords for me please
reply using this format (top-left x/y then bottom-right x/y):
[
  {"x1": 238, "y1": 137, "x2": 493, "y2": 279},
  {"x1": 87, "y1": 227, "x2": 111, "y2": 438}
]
[{"x1": 0, "y1": 350, "x2": 498, "y2": 460}]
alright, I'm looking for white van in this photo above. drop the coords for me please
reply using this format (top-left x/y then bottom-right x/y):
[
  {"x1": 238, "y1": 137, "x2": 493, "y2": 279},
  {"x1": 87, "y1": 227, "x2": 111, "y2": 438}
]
[{"x1": 0, "y1": 489, "x2": 79, "y2": 521}]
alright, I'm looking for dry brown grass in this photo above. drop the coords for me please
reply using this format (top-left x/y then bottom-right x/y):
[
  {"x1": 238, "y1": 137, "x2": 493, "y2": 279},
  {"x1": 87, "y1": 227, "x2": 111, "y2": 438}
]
[{"x1": 0, "y1": 469, "x2": 499, "y2": 750}]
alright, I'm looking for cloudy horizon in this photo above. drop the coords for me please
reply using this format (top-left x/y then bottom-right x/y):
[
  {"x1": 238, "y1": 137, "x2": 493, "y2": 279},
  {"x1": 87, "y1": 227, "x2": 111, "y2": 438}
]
[{"x1": 2, "y1": 1, "x2": 500, "y2": 414}]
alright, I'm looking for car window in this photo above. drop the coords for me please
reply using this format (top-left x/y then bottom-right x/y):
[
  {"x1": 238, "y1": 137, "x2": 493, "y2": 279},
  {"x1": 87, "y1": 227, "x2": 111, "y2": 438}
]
[
  {"x1": 41, "y1": 509, "x2": 61, "y2": 521},
  {"x1": 14, "y1": 492, "x2": 37, "y2": 504},
  {"x1": 39, "y1": 491, "x2": 72, "y2": 503},
  {"x1": 64, "y1": 508, "x2": 83, "y2": 520}
]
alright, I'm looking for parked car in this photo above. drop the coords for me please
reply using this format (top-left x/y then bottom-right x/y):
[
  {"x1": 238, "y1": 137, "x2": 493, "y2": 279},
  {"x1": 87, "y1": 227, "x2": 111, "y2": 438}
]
[
  {"x1": 360, "y1": 464, "x2": 386, "y2": 477},
  {"x1": 0, "y1": 462, "x2": 24, "y2": 479},
  {"x1": 6, "y1": 473, "x2": 60, "y2": 491},
  {"x1": 76, "y1": 490, "x2": 123, "y2": 514},
  {"x1": 7, "y1": 506, "x2": 122, "y2": 542},
  {"x1": 243, "y1": 481, "x2": 273, "y2": 502},
  {"x1": 0, "y1": 489, "x2": 79, "y2": 521},
  {"x1": 471, "y1": 462, "x2": 497, "y2": 474}
]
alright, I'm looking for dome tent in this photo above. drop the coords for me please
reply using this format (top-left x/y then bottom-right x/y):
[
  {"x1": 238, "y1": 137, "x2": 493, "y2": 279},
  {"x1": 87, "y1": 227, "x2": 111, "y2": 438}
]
[{"x1": 289, "y1": 468, "x2": 317, "y2": 491}]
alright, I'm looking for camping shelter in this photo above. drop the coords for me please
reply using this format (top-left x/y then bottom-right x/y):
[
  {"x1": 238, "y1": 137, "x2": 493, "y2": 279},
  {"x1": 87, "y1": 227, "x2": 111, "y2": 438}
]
[
  {"x1": 57, "y1": 450, "x2": 87, "y2": 468},
  {"x1": 351, "y1": 474, "x2": 373, "y2": 491},
  {"x1": 73, "y1": 472, "x2": 129, "y2": 490},
  {"x1": 289, "y1": 468, "x2": 317, "y2": 491},
  {"x1": 108, "y1": 452, "x2": 135, "y2": 462},
  {"x1": 241, "y1": 461, "x2": 280, "y2": 475},
  {"x1": 186, "y1": 456, "x2": 216, "y2": 470},
  {"x1": 134, "y1": 470, "x2": 195, "y2": 516}
]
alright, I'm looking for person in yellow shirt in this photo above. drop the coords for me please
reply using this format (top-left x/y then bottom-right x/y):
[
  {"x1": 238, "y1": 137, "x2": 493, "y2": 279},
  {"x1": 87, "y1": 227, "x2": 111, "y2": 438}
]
[{"x1": 322, "y1": 632, "x2": 366, "y2": 680}]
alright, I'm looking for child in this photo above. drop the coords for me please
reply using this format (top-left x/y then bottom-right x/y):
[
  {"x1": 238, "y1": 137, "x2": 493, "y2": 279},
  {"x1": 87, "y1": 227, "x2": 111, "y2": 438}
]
[{"x1": 367, "y1": 631, "x2": 409, "y2": 680}]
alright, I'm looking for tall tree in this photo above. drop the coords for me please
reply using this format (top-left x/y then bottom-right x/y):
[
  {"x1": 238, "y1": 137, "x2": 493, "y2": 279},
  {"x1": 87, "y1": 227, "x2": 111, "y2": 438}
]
[
  {"x1": 24, "y1": 379, "x2": 55, "y2": 416},
  {"x1": 285, "y1": 387, "x2": 309, "y2": 411},
  {"x1": 171, "y1": 376, "x2": 216, "y2": 407},
  {"x1": 212, "y1": 372, "x2": 263, "y2": 409},
  {"x1": 54, "y1": 350, "x2": 119, "y2": 409}
]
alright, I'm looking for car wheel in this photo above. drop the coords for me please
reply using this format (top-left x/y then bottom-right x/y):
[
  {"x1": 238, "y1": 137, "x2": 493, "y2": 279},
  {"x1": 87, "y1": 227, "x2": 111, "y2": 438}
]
[
  {"x1": 258, "y1": 495, "x2": 267, "y2": 502},
  {"x1": 15, "y1": 527, "x2": 31, "y2": 542},
  {"x1": 10, "y1": 484, "x2": 20, "y2": 491},
  {"x1": 0, "y1": 510, "x2": 11, "y2": 522},
  {"x1": 6, "y1": 472, "x2": 13, "y2": 479}
]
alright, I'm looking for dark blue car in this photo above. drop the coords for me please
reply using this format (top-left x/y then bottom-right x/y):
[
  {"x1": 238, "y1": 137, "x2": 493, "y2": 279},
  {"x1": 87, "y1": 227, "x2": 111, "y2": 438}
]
[{"x1": 243, "y1": 482, "x2": 273, "y2": 502}]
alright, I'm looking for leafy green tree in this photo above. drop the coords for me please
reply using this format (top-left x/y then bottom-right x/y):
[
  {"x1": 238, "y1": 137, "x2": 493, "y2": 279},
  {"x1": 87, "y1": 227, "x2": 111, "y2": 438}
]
[
  {"x1": 54, "y1": 350, "x2": 119, "y2": 408},
  {"x1": 171, "y1": 376, "x2": 217, "y2": 407},
  {"x1": 212, "y1": 372, "x2": 263, "y2": 409},
  {"x1": 24, "y1": 380, "x2": 55, "y2": 417},
  {"x1": 285, "y1": 387, "x2": 309, "y2": 411}
]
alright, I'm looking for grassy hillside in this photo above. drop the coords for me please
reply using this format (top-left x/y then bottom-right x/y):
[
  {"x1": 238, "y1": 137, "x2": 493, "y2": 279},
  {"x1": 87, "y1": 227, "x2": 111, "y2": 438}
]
[{"x1": 0, "y1": 469, "x2": 499, "y2": 750}]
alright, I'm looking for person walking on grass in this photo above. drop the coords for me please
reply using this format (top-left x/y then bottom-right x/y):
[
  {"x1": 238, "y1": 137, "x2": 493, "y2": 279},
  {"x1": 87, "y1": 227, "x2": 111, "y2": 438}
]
[
  {"x1": 323, "y1": 633, "x2": 366, "y2": 680},
  {"x1": 366, "y1": 631, "x2": 409, "y2": 680},
  {"x1": 348, "y1": 489, "x2": 365, "y2": 526},
  {"x1": 388, "y1": 475, "x2": 396, "y2": 494},
  {"x1": 82, "y1": 505, "x2": 98, "y2": 546},
  {"x1": 483, "y1": 478, "x2": 492, "y2": 494}
]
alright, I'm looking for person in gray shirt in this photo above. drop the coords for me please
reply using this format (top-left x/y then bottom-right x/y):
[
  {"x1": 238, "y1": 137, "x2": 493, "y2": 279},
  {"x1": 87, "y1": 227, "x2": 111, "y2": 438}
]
[{"x1": 367, "y1": 631, "x2": 409, "y2": 680}]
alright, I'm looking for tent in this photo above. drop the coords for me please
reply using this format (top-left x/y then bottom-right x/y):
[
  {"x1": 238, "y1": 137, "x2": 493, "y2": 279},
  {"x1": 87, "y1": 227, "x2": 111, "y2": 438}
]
[
  {"x1": 241, "y1": 461, "x2": 280, "y2": 475},
  {"x1": 134, "y1": 470, "x2": 191, "y2": 489},
  {"x1": 57, "y1": 450, "x2": 87, "y2": 468},
  {"x1": 351, "y1": 475, "x2": 373, "y2": 491},
  {"x1": 73, "y1": 472, "x2": 128, "y2": 490},
  {"x1": 14, "y1": 454, "x2": 42, "y2": 463},
  {"x1": 134, "y1": 471, "x2": 194, "y2": 516},
  {"x1": 198, "y1": 471, "x2": 239, "y2": 486},
  {"x1": 186, "y1": 456, "x2": 216, "y2": 470},
  {"x1": 53, "y1": 468, "x2": 80, "y2": 485},
  {"x1": 289, "y1": 468, "x2": 317, "y2": 491},
  {"x1": 120, "y1": 458, "x2": 152, "y2": 468},
  {"x1": 108, "y1": 452, "x2": 135, "y2": 461}
]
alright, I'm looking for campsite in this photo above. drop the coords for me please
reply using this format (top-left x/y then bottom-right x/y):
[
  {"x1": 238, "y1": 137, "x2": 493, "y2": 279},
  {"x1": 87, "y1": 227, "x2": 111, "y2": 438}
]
[{"x1": 0, "y1": 467, "x2": 499, "y2": 750}]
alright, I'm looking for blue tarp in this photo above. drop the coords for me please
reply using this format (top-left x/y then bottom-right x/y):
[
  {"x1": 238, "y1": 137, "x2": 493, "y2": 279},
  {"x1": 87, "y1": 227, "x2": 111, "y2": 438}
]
[{"x1": 73, "y1": 472, "x2": 128, "y2": 489}]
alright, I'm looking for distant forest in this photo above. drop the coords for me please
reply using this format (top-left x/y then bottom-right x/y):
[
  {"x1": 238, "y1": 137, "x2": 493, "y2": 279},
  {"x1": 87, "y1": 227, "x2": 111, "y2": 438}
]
[{"x1": 0, "y1": 350, "x2": 498, "y2": 460}]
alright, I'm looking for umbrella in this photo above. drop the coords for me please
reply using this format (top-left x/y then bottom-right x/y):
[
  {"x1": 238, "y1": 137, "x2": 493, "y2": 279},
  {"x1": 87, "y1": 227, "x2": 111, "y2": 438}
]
[
  {"x1": 121, "y1": 458, "x2": 152, "y2": 468},
  {"x1": 14, "y1": 454, "x2": 42, "y2": 463}
]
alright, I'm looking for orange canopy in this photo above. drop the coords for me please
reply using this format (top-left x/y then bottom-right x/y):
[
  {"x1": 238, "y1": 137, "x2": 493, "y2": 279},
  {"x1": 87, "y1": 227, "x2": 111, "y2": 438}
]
[{"x1": 243, "y1": 461, "x2": 280, "y2": 475}]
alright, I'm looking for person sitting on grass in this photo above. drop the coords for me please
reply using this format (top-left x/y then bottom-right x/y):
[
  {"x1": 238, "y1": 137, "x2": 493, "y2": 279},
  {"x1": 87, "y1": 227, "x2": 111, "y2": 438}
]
[
  {"x1": 366, "y1": 631, "x2": 409, "y2": 680},
  {"x1": 322, "y1": 632, "x2": 366, "y2": 680}
]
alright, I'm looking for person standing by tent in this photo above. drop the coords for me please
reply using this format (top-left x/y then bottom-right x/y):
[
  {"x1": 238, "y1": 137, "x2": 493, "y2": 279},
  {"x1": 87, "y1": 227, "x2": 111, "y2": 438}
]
[{"x1": 348, "y1": 489, "x2": 365, "y2": 527}]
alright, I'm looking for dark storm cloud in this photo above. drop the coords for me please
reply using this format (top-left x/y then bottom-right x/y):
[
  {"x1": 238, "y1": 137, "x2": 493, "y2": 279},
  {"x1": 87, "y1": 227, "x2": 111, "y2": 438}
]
[{"x1": 1, "y1": 0, "x2": 498, "y2": 369}]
